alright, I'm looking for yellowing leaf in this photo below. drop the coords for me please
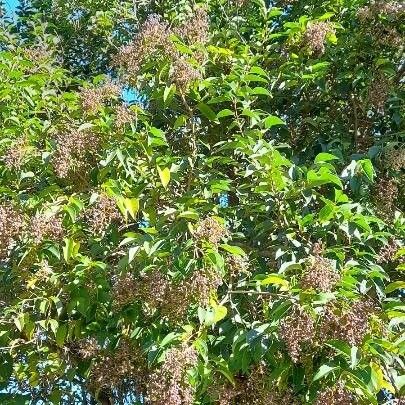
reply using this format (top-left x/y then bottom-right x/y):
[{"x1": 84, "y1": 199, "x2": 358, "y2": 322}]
[
  {"x1": 157, "y1": 166, "x2": 171, "y2": 189},
  {"x1": 123, "y1": 198, "x2": 139, "y2": 220},
  {"x1": 261, "y1": 275, "x2": 289, "y2": 291}
]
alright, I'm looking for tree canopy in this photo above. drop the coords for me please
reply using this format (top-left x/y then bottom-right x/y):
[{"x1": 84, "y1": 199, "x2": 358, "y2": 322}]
[{"x1": 0, "y1": 1, "x2": 404, "y2": 404}]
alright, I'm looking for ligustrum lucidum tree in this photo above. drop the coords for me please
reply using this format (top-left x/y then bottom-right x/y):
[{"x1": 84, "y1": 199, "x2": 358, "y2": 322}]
[{"x1": 0, "y1": 0, "x2": 404, "y2": 404}]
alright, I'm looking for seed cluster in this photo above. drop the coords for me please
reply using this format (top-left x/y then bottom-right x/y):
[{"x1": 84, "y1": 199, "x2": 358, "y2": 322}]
[
  {"x1": 0, "y1": 203, "x2": 24, "y2": 259},
  {"x1": 3, "y1": 138, "x2": 27, "y2": 170},
  {"x1": 116, "y1": 14, "x2": 174, "y2": 78},
  {"x1": 53, "y1": 129, "x2": 100, "y2": 180},
  {"x1": 279, "y1": 306, "x2": 315, "y2": 363},
  {"x1": 115, "y1": 104, "x2": 135, "y2": 129},
  {"x1": 116, "y1": 11, "x2": 205, "y2": 90},
  {"x1": 112, "y1": 268, "x2": 222, "y2": 323},
  {"x1": 70, "y1": 337, "x2": 100, "y2": 360},
  {"x1": 384, "y1": 147, "x2": 405, "y2": 172},
  {"x1": 171, "y1": 58, "x2": 201, "y2": 93},
  {"x1": 194, "y1": 217, "x2": 228, "y2": 245},
  {"x1": 357, "y1": 1, "x2": 405, "y2": 21},
  {"x1": 367, "y1": 73, "x2": 390, "y2": 112},
  {"x1": 320, "y1": 299, "x2": 375, "y2": 346},
  {"x1": 213, "y1": 366, "x2": 299, "y2": 405},
  {"x1": 314, "y1": 381, "x2": 356, "y2": 405},
  {"x1": 303, "y1": 22, "x2": 335, "y2": 54},
  {"x1": 85, "y1": 194, "x2": 121, "y2": 236},
  {"x1": 374, "y1": 177, "x2": 398, "y2": 220},
  {"x1": 112, "y1": 273, "x2": 138, "y2": 309},
  {"x1": 147, "y1": 344, "x2": 197, "y2": 405},
  {"x1": 175, "y1": 7, "x2": 209, "y2": 45},
  {"x1": 377, "y1": 239, "x2": 399, "y2": 264},
  {"x1": 89, "y1": 339, "x2": 146, "y2": 392},
  {"x1": 29, "y1": 213, "x2": 64, "y2": 245},
  {"x1": 80, "y1": 82, "x2": 120, "y2": 114},
  {"x1": 301, "y1": 255, "x2": 340, "y2": 293},
  {"x1": 226, "y1": 254, "x2": 249, "y2": 278}
]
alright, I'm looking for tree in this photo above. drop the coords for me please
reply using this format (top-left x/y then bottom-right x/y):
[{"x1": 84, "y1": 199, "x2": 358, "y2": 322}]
[{"x1": 0, "y1": 1, "x2": 404, "y2": 404}]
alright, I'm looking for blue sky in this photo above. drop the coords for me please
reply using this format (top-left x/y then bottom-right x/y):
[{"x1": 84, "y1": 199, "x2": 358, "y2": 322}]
[{"x1": 4, "y1": 0, "x2": 19, "y2": 17}]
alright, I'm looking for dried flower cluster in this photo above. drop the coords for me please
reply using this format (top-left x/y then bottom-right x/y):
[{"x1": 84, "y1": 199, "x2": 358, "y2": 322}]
[
  {"x1": 80, "y1": 82, "x2": 120, "y2": 114},
  {"x1": 23, "y1": 46, "x2": 51, "y2": 62},
  {"x1": 367, "y1": 73, "x2": 390, "y2": 111},
  {"x1": 377, "y1": 239, "x2": 399, "y2": 264},
  {"x1": 70, "y1": 337, "x2": 100, "y2": 360},
  {"x1": 53, "y1": 129, "x2": 100, "y2": 180},
  {"x1": 29, "y1": 213, "x2": 64, "y2": 245},
  {"x1": 2, "y1": 138, "x2": 27, "y2": 170},
  {"x1": 303, "y1": 22, "x2": 335, "y2": 54},
  {"x1": 320, "y1": 299, "x2": 375, "y2": 346},
  {"x1": 212, "y1": 366, "x2": 299, "y2": 405},
  {"x1": 194, "y1": 216, "x2": 228, "y2": 244},
  {"x1": 374, "y1": 177, "x2": 398, "y2": 219},
  {"x1": 226, "y1": 254, "x2": 249, "y2": 277},
  {"x1": 314, "y1": 381, "x2": 356, "y2": 405},
  {"x1": 301, "y1": 255, "x2": 340, "y2": 292},
  {"x1": 384, "y1": 147, "x2": 405, "y2": 171},
  {"x1": 115, "y1": 104, "x2": 135, "y2": 129},
  {"x1": 0, "y1": 203, "x2": 24, "y2": 259},
  {"x1": 85, "y1": 194, "x2": 121, "y2": 236},
  {"x1": 147, "y1": 344, "x2": 198, "y2": 405},
  {"x1": 116, "y1": 11, "x2": 205, "y2": 90},
  {"x1": 175, "y1": 7, "x2": 209, "y2": 44},
  {"x1": 357, "y1": 1, "x2": 405, "y2": 21},
  {"x1": 112, "y1": 268, "x2": 222, "y2": 322},
  {"x1": 35, "y1": 260, "x2": 54, "y2": 282},
  {"x1": 279, "y1": 306, "x2": 315, "y2": 363},
  {"x1": 112, "y1": 273, "x2": 138, "y2": 309},
  {"x1": 89, "y1": 339, "x2": 146, "y2": 392},
  {"x1": 171, "y1": 58, "x2": 201, "y2": 93},
  {"x1": 115, "y1": 14, "x2": 174, "y2": 77}
]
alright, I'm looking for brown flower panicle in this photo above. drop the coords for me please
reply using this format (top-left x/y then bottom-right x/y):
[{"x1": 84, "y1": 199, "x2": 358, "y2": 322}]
[
  {"x1": 89, "y1": 339, "x2": 146, "y2": 393},
  {"x1": 80, "y1": 82, "x2": 120, "y2": 114},
  {"x1": 115, "y1": 104, "x2": 135, "y2": 129},
  {"x1": 115, "y1": 14, "x2": 174, "y2": 78},
  {"x1": 314, "y1": 381, "x2": 356, "y2": 405},
  {"x1": 320, "y1": 299, "x2": 375, "y2": 346},
  {"x1": 303, "y1": 22, "x2": 335, "y2": 54},
  {"x1": 171, "y1": 58, "x2": 201, "y2": 93},
  {"x1": 279, "y1": 306, "x2": 315, "y2": 363},
  {"x1": 147, "y1": 344, "x2": 197, "y2": 405},
  {"x1": 0, "y1": 204, "x2": 24, "y2": 259},
  {"x1": 377, "y1": 239, "x2": 399, "y2": 264},
  {"x1": 29, "y1": 213, "x2": 64, "y2": 244},
  {"x1": 194, "y1": 217, "x2": 228, "y2": 245},
  {"x1": 53, "y1": 129, "x2": 100, "y2": 180},
  {"x1": 301, "y1": 255, "x2": 340, "y2": 293},
  {"x1": 3, "y1": 138, "x2": 27, "y2": 170},
  {"x1": 175, "y1": 7, "x2": 209, "y2": 45},
  {"x1": 86, "y1": 194, "x2": 121, "y2": 236}
]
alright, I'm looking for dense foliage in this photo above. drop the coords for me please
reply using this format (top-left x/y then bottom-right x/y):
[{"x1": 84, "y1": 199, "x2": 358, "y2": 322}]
[{"x1": 0, "y1": 1, "x2": 404, "y2": 404}]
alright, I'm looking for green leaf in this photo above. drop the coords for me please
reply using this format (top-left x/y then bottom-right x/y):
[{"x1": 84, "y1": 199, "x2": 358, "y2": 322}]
[
  {"x1": 157, "y1": 166, "x2": 171, "y2": 189},
  {"x1": 198, "y1": 103, "x2": 218, "y2": 122},
  {"x1": 123, "y1": 198, "x2": 139, "y2": 220},
  {"x1": 63, "y1": 239, "x2": 80, "y2": 263},
  {"x1": 263, "y1": 115, "x2": 285, "y2": 128},
  {"x1": 55, "y1": 324, "x2": 67, "y2": 347},
  {"x1": 385, "y1": 281, "x2": 405, "y2": 294},
  {"x1": 313, "y1": 364, "x2": 340, "y2": 381},
  {"x1": 307, "y1": 167, "x2": 343, "y2": 189},
  {"x1": 217, "y1": 109, "x2": 234, "y2": 119},
  {"x1": 219, "y1": 244, "x2": 245, "y2": 256},
  {"x1": 250, "y1": 87, "x2": 271, "y2": 96},
  {"x1": 314, "y1": 152, "x2": 339, "y2": 163}
]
